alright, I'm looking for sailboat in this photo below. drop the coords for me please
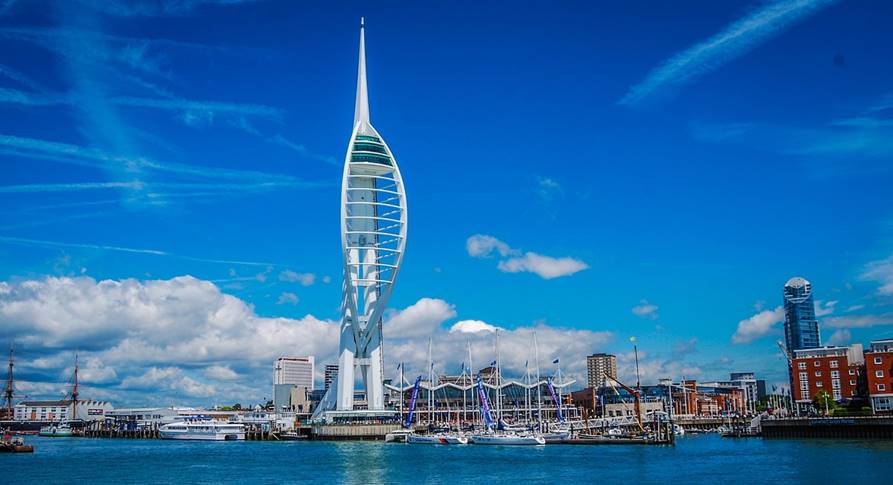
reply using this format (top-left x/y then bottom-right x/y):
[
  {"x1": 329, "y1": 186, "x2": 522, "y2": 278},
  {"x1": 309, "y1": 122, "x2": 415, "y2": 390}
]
[{"x1": 470, "y1": 331, "x2": 546, "y2": 446}]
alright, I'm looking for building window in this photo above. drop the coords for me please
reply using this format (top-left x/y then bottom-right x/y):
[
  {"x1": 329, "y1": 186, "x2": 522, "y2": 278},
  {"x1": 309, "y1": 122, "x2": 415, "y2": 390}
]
[
  {"x1": 831, "y1": 371, "x2": 840, "y2": 378},
  {"x1": 798, "y1": 362, "x2": 806, "y2": 369},
  {"x1": 879, "y1": 384, "x2": 887, "y2": 392},
  {"x1": 815, "y1": 371, "x2": 822, "y2": 377},
  {"x1": 850, "y1": 380, "x2": 856, "y2": 386},
  {"x1": 816, "y1": 381, "x2": 823, "y2": 388},
  {"x1": 814, "y1": 361, "x2": 821, "y2": 367},
  {"x1": 832, "y1": 379, "x2": 841, "y2": 389},
  {"x1": 849, "y1": 369, "x2": 856, "y2": 375},
  {"x1": 877, "y1": 370, "x2": 885, "y2": 378},
  {"x1": 832, "y1": 390, "x2": 842, "y2": 400},
  {"x1": 830, "y1": 360, "x2": 839, "y2": 368},
  {"x1": 875, "y1": 357, "x2": 883, "y2": 365}
]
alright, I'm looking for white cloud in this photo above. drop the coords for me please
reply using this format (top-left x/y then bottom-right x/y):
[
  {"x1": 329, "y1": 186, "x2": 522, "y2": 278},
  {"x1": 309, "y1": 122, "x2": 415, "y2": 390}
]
[
  {"x1": 814, "y1": 300, "x2": 837, "y2": 317},
  {"x1": 825, "y1": 329, "x2": 851, "y2": 346},
  {"x1": 383, "y1": 298, "x2": 457, "y2": 338},
  {"x1": 632, "y1": 299, "x2": 659, "y2": 320},
  {"x1": 823, "y1": 314, "x2": 893, "y2": 329},
  {"x1": 536, "y1": 176, "x2": 562, "y2": 201},
  {"x1": 468, "y1": 235, "x2": 588, "y2": 279},
  {"x1": 619, "y1": 0, "x2": 839, "y2": 106},
  {"x1": 466, "y1": 234, "x2": 513, "y2": 258},
  {"x1": 1, "y1": 275, "x2": 615, "y2": 405},
  {"x1": 862, "y1": 253, "x2": 893, "y2": 296},
  {"x1": 450, "y1": 320, "x2": 498, "y2": 334},
  {"x1": 322, "y1": 275, "x2": 332, "y2": 284},
  {"x1": 497, "y1": 252, "x2": 589, "y2": 279},
  {"x1": 732, "y1": 306, "x2": 784, "y2": 344},
  {"x1": 204, "y1": 365, "x2": 239, "y2": 381},
  {"x1": 279, "y1": 269, "x2": 315, "y2": 286},
  {"x1": 276, "y1": 292, "x2": 299, "y2": 305},
  {"x1": 846, "y1": 304, "x2": 865, "y2": 312}
]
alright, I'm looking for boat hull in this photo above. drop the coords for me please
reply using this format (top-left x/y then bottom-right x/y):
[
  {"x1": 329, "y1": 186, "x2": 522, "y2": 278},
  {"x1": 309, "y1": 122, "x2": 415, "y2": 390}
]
[
  {"x1": 159, "y1": 431, "x2": 245, "y2": 441},
  {"x1": 407, "y1": 434, "x2": 468, "y2": 445},
  {"x1": 470, "y1": 434, "x2": 546, "y2": 445}
]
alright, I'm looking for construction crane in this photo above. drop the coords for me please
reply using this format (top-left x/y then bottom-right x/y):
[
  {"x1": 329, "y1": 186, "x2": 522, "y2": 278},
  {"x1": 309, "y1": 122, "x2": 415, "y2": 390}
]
[
  {"x1": 776, "y1": 340, "x2": 792, "y2": 365},
  {"x1": 604, "y1": 372, "x2": 644, "y2": 431}
]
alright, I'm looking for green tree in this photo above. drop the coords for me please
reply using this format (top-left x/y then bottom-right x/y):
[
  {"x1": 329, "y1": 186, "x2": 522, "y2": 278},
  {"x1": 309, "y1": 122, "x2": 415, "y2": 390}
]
[{"x1": 812, "y1": 391, "x2": 835, "y2": 416}]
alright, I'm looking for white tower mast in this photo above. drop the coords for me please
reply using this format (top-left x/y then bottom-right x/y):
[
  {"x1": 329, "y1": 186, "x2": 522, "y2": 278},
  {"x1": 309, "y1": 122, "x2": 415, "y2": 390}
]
[{"x1": 334, "y1": 18, "x2": 409, "y2": 413}]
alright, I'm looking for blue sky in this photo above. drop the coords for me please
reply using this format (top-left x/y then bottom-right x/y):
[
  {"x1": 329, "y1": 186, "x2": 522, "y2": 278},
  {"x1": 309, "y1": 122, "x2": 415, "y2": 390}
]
[{"x1": 1, "y1": 0, "x2": 892, "y2": 406}]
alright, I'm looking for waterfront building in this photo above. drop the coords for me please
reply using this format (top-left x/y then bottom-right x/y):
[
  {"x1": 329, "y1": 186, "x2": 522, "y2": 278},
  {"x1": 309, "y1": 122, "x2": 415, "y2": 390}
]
[
  {"x1": 313, "y1": 19, "x2": 408, "y2": 420},
  {"x1": 865, "y1": 339, "x2": 893, "y2": 413},
  {"x1": 586, "y1": 353, "x2": 617, "y2": 389},
  {"x1": 274, "y1": 356, "x2": 315, "y2": 390},
  {"x1": 324, "y1": 364, "x2": 339, "y2": 392},
  {"x1": 783, "y1": 277, "x2": 821, "y2": 352},
  {"x1": 702, "y1": 372, "x2": 765, "y2": 414},
  {"x1": 273, "y1": 384, "x2": 312, "y2": 414},
  {"x1": 791, "y1": 345, "x2": 864, "y2": 412},
  {"x1": 14, "y1": 399, "x2": 112, "y2": 422}
]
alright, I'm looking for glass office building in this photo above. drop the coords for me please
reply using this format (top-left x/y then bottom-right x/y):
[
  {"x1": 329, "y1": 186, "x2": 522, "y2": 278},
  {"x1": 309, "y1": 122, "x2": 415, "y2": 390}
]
[{"x1": 783, "y1": 277, "x2": 821, "y2": 351}]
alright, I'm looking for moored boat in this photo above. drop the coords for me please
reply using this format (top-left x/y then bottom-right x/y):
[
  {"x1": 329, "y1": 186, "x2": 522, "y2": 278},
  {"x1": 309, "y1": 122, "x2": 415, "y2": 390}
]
[
  {"x1": 407, "y1": 433, "x2": 468, "y2": 444},
  {"x1": 159, "y1": 419, "x2": 245, "y2": 441},
  {"x1": 470, "y1": 432, "x2": 546, "y2": 445},
  {"x1": 38, "y1": 421, "x2": 74, "y2": 437}
]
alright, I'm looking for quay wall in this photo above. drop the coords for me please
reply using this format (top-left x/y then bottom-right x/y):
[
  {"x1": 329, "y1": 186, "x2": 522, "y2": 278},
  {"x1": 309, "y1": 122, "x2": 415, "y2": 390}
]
[
  {"x1": 310, "y1": 423, "x2": 401, "y2": 440},
  {"x1": 762, "y1": 416, "x2": 893, "y2": 439}
]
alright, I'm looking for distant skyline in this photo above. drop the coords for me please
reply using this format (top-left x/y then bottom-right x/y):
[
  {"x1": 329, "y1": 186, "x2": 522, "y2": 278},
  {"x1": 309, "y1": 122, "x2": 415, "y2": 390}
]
[{"x1": 1, "y1": 1, "x2": 892, "y2": 407}]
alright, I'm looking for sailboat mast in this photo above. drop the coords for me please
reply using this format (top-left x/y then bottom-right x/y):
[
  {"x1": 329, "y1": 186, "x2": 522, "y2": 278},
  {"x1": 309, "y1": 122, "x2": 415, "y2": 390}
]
[
  {"x1": 427, "y1": 338, "x2": 433, "y2": 425},
  {"x1": 495, "y1": 329, "x2": 501, "y2": 421},
  {"x1": 3, "y1": 343, "x2": 13, "y2": 419},
  {"x1": 468, "y1": 341, "x2": 476, "y2": 425},
  {"x1": 72, "y1": 353, "x2": 79, "y2": 421},
  {"x1": 534, "y1": 331, "x2": 542, "y2": 430}
]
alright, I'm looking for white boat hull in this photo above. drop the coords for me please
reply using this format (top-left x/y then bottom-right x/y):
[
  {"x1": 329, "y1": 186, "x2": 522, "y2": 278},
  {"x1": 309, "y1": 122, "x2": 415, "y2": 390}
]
[
  {"x1": 470, "y1": 434, "x2": 546, "y2": 445},
  {"x1": 407, "y1": 434, "x2": 468, "y2": 445},
  {"x1": 159, "y1": 431, "x2": 245, "y2": 441}
]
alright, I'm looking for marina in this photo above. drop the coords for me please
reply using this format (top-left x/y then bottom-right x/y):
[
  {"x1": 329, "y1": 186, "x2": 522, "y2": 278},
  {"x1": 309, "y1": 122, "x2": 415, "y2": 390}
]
[{"x1": 5, "y1": 434, "x2": 893, "y2": 483}]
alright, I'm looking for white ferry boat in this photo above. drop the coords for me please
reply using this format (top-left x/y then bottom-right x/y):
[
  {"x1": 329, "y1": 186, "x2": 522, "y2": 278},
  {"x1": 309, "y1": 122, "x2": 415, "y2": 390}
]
[{"x1": 159, "y1": 419, "x2": 245, "y2": 441}]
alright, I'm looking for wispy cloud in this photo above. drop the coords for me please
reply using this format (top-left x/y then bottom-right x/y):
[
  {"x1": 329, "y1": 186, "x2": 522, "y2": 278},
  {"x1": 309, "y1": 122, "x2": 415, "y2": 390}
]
[
  {"x1": 72, "y1": 0, "x2": 263, "y2": 17},
  {"x1": 0, "y1": 236, "x2": 276, "y2": 267},
  {"x1": 619, "y1": 0, "x2": 839, "y2": 107}
]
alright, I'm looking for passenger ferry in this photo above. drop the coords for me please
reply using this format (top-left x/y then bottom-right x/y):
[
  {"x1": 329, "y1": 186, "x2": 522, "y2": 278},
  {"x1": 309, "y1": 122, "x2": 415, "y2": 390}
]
[{"x1": 159, "y1": 419, "x2": 245, "y2": 441}]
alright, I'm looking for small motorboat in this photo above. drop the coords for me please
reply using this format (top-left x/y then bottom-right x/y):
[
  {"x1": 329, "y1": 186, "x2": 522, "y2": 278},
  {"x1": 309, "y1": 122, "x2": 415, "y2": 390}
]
[
  {"x1": 39, "y1": 421, "x2": 74, "y2": 437},
  {"x1": 1, "y1": 434, "x2": 34, "y2": 453},
  {"x1": 385, "y1": 429, "x2": 414, "y2": 443}
]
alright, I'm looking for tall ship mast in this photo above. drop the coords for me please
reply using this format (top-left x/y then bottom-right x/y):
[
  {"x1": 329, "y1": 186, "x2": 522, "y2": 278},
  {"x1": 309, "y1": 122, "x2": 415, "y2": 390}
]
[{"x1": 2, "y1": 343, "x2": 14, "y2": 420}]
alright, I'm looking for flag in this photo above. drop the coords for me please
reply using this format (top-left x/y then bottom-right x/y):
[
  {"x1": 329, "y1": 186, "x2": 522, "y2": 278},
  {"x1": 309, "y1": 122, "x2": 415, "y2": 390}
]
[
  {"x1": 552, "y1": 358, "x2": 560, "y2": 364},
  {"x1": 490, "y1": 360, "x2": 497, "y2": 366},
  {"x1": 396, "y1": 363, "x2": 401, "y2": 370}
]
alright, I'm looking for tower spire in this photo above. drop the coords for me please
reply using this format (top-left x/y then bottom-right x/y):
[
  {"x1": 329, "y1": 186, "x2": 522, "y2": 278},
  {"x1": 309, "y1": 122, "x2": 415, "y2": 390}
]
[{"x1": 354, "y1": 17, "x2": 370, "y2": 126}]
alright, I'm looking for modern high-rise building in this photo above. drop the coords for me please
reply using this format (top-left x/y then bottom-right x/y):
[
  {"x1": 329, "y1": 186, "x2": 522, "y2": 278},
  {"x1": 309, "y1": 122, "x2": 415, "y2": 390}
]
[
  {"x1": 324, "y1": 364, "x2": 339, "y2": 393},
  {"x1": 273, "y1": 356, "x2": 315, "y2": 390},
  {"x1": 587, "y1": 353, "x2": 617, "y2": 389},
  {"x1": 783, "y1": 277, "x2": 821, "y2": 352},
  {"x1": 314, "y1": 19, "x2": 408, "y2": 418}
]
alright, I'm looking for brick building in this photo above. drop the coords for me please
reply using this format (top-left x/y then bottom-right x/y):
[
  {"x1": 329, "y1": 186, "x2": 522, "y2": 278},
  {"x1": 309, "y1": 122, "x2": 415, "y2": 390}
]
[
  {"x1": 791, "y1": 344, "x2": 864, "y2": 412},
  {"x1": 865, "y1": 339, "x2": 893, "y2": 413}
]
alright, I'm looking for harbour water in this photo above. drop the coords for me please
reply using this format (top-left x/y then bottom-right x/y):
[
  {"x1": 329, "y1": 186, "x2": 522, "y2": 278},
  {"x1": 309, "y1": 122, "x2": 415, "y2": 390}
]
[{"x1": 5, "y1": 434, "x2": 892, "y2": 483}]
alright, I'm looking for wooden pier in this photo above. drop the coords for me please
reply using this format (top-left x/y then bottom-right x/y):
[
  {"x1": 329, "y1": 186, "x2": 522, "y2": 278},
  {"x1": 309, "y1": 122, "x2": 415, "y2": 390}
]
[{"x1": 762, "y1": 416, "x2": 893, "y2": 439}]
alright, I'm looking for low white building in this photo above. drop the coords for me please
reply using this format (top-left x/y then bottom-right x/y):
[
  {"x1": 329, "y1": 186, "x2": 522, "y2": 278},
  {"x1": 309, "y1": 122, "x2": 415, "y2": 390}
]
[{"x1": 14, "y1": 399, "x2": 113, "y2": 422}]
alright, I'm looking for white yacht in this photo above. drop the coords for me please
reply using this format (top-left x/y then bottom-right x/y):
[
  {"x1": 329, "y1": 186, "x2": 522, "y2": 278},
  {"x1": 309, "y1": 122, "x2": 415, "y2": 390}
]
[
  {"x1": 407, "y1": 433, "x2": 468, "y2": 445},
  {"x1": 470, "y1": 432, "x2": 546, "y2": 445},
  {"x1": 159, "y1": 419, "x2": 245, "y2": 441}
]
